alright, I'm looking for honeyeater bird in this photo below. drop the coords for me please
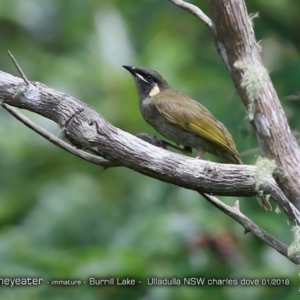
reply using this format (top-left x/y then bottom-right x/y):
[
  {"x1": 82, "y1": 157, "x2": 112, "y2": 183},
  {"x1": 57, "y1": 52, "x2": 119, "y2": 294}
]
[{"x1": 123, "y1": 65, "x2": 272, "y2": 211}]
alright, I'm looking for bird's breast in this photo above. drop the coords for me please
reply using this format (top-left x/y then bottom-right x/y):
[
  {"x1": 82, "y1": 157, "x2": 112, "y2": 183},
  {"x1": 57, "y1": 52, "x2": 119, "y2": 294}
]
[{"x1": 138, "y1": 97, "x2": 196, "y2": 145}]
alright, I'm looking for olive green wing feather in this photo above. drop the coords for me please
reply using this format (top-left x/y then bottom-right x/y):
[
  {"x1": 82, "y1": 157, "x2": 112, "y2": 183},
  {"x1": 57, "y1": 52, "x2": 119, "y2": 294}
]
[{"x1": 154, "y1": 91, "x2": 239, "y2": 156}]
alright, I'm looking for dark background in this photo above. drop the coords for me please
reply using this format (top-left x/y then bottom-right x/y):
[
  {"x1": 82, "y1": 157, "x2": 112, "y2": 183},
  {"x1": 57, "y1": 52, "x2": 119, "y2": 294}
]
[{"x1": 0, "y1": 0, "x2": 299, "y2": 299}]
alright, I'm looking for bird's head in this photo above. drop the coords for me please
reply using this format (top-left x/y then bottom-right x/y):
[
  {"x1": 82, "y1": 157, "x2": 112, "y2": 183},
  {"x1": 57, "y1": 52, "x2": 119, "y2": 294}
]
[{"x1": 123, "y1": 66, "x2": 170, "y2": 99}]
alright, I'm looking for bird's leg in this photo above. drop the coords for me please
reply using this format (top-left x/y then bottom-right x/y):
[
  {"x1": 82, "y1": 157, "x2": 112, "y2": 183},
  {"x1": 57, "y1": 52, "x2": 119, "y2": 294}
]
[
  {"x1": 196, "y1": 148, "x2": 205, "y2": 159},
  {"x1": 135, "y1": 133, "x2": 193, "y2": 156},
  {"x1": 136, "y1": 133, "x2": 191, "y2": 154}
]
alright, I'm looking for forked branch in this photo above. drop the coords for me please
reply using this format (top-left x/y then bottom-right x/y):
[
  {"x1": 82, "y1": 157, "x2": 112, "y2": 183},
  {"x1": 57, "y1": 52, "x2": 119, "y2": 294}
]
[{"x1": 0, "y1": 55, "x2": 300, "y2": 264}]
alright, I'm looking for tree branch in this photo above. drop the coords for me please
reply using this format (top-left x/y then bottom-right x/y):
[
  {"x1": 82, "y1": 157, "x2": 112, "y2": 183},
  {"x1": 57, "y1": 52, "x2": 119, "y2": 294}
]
[
  {"x1": 1, "y1": 78, "x2": 300, "y2": 264},
  {"x1": 169, "y1": 0, "x2": 212, "y2": 28},
  {"x1": 169, "y1": 0, "x2": 300, "y2": 264},
  {"x1": 2, "y1": 0, "x2": 300, "y2": 263},
  {"x1": 170, "y1": 0, "x2": 300, "y2": 211},
  {"x1": 0, "y1": 68, "x2": 299, "y2": 221},
  {"x1": 0, "y1": 72, "x2": 286, "y2": 200},
  {"x1": 205, "y1": 0, "x2": 300, "y2": 209},
  {"x1": 201, "y1": 193, "x2": 300, "y2": 265},
  {"x1": 7, "y1": 50, "x2": 30, "y2": 85},
  {"x1": 1, "y1": 103, "x2": 118, "y2": 169}
]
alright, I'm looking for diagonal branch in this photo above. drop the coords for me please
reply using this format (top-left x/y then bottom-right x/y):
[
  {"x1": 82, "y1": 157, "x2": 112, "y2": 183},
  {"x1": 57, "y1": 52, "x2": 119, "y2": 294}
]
[
  {"x1": 7, "y1": 50, "x2": 30, "y2": 85},
  {"x1": 0, "y1": 69, "x2": 297, "y2": 208},
  {"x1": 1, "y1": 103, "x2": 118, "y2": 168},
  {"x1": 1, "y1": 68, "x2": 300, "y2": 218},
  {"x1": 1, "y1": 103, "x2": 180, "y2": 170},
  {"x1": 206, "y1": 0, "x2": 300, "y2": 209},
  {"x1": 2, "y1": 97, "x2": 300, "y2": 265},
  {"x1": 0, "y1": 70, "x2": 284, "y2": 201},
  {"x1": 1, "y1": 51, "x2": 300, "y2": 264},
  {"x1": 171, "y1": 0, "x2": 300, "y2": 209},
  {"x1": 201, "y1": 193, "x2": 300, "y2": 265},
  {"x1": 169, "y1": 0, "x2": 212, "y2": 28}
]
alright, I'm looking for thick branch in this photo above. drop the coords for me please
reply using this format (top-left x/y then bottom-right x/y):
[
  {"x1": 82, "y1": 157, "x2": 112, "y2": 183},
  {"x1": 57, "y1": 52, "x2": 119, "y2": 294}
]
[
  {"x1": 1, "y1": 1, "x2": 300, "y2": 264},
  {"x1": 0, "y1": 71, "x2": 281, "y2": 196},
  {"x1": 5, "y1": 98, "x2": 300, "y2": 264},
  {"x1": 1, "y1": 68, "x2": 300, "y2": 263},
  {"x1": 206, "y1": 0, "x2": 300, "y2": 208},
  {"x1": 1, "y1": 70, "x2": 299, "y2": 223}
]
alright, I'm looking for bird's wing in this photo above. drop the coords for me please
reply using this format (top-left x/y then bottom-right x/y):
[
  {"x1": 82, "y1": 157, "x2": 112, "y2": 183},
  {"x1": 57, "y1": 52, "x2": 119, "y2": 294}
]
[{"x1": 154, "y1": 91, "x2": 238, "y2": 155}]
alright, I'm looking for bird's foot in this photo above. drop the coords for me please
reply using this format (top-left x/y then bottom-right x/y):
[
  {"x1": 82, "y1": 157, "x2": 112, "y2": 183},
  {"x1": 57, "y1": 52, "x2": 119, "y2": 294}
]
[{"x1": 196, "y1": 149, "x2": 205, "y2": 159}]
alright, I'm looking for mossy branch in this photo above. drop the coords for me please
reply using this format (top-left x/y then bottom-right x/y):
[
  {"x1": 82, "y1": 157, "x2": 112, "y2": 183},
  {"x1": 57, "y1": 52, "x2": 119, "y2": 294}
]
[{"x1": 1, "y1": 64, "x2": 300, "y2": 264}]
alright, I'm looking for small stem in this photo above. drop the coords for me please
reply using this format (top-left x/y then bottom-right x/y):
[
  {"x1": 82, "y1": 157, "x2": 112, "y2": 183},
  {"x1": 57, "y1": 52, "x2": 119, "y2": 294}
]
[{"x1": 7, "y1": 50, "x2": 30, "y2": 85}]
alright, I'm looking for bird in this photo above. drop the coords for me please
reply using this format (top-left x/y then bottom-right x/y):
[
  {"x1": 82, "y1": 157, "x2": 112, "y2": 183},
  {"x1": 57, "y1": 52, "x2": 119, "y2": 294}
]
[{"x1": 123, "y1": 65, "x2": 272, "y2": 211}]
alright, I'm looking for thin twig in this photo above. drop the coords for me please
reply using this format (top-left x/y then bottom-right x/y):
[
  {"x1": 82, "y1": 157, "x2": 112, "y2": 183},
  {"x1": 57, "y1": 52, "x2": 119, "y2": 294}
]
[
  {"x1": 286, "y1": 93, "x2": 300, "y2": 101},
  {"x1": 200, "y1": 192, "x2": 300, "y2": 265},
  {"x1": 5, "y1": 51, "x2": 110, "y2": 165},
  {"x1": 240, "y1": 147, "x2": 259, "y2": 158},
  {"x1": 240, "y1": 136, "x2": 300, "y2": 158},
  {"x1": 7, "y1": 50, "x2": 30, "y2": 85},
  {"x1": 169, "y1": 0, "x2": 212, "y2": 28},
  {"x1": 1, "y1": 103, "x2": 118, "y2": 168}
]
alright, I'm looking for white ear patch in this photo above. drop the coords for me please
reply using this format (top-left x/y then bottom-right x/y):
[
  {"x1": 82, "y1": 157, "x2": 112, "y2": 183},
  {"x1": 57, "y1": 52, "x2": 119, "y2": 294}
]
[{"x1": 149, "y1": 84, "x2": 160, "y2": 96}]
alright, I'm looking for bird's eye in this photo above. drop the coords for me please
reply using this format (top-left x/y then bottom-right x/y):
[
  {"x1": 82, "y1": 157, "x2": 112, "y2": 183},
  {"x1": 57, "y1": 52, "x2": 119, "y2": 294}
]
[{"x1": 145, "y1": 75, "x2": 154, "y2": 83}]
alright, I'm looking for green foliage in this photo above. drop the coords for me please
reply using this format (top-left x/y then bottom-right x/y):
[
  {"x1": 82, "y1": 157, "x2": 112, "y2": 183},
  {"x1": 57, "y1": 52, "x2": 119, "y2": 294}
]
[{"x1": 0, "y1": 0, "x2": 300, "y2": 299}]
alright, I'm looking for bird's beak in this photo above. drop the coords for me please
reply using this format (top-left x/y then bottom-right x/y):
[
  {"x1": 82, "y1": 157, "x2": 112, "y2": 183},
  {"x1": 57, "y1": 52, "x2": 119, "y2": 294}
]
[{"x1": 123, "y1": 65, "x2": 137, "y2": 76}]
